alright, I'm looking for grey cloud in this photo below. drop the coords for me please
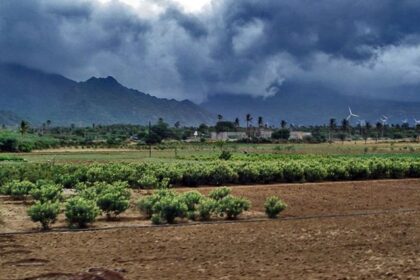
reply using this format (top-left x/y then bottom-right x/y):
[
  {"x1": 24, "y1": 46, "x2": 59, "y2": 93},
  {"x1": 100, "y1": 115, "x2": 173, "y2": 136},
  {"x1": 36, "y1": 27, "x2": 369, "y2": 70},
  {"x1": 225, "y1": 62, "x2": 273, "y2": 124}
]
[{"x1": 1, "y1": 0, "x2": 420, "y2": 102}]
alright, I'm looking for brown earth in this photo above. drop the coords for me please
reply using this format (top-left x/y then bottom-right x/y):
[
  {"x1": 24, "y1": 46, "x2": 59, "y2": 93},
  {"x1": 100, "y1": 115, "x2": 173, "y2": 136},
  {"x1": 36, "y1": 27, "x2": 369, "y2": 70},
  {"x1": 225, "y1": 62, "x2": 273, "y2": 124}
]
[{"x1": 0, "y1": 179, "x2": 419, "y2": 279}]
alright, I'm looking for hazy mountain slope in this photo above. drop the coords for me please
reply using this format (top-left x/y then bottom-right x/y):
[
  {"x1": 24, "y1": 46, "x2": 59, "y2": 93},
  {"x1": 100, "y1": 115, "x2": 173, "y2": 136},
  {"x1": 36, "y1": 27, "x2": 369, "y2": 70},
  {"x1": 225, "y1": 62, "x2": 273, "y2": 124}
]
[
  {"x1": 0, "y1": 63, "x2": 214, "y2": 126},
  {"x1": 202, "y1": 82, "x2": 420, "y2": 125}
]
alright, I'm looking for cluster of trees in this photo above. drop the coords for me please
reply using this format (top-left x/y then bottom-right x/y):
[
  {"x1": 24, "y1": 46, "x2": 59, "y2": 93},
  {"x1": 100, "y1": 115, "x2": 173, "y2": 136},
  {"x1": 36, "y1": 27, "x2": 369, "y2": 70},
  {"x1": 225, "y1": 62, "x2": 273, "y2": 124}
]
[{"x1": 1, "y1": 115, "x2": 419, "y2": 152}]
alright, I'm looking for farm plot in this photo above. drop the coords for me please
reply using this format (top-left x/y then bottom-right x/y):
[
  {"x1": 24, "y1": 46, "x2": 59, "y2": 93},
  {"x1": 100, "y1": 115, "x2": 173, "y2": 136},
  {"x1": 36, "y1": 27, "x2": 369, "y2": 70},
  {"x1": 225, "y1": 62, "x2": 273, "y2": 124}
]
[{"x1": 0, "y1": 179, "x2": 419, "y2": 279}]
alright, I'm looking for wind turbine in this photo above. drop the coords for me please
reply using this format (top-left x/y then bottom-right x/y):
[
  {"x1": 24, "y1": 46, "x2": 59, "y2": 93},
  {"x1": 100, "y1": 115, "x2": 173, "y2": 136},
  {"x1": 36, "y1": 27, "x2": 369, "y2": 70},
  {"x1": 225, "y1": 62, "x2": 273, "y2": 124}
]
[
  {"x1": 380, "y1": 115, "x2": 388, "y2": 125},
  {"x1": 414, "y1": 118, "x2": 420, "y2": 126},
  {"x1": 346, "y1": 107, "x2": 359, "y2": 121}
]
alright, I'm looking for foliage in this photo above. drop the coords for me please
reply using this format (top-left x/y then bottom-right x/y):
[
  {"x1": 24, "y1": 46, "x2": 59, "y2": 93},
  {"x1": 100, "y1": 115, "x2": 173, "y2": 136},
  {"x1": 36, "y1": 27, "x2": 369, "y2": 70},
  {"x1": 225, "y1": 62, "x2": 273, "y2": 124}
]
[
  {"x1": 264, "y1": 196, "x2": 287, "y2": 218},
  {"x1": 96, "y1": 182, "x2": 131, "y2": 219},
  {"x1": 209, "y1": 187, "x2": 231, "y2": 201},
  {"x1": 136, "y1": 189, "x2": 175, "y2": 218},
  {"x1": 180, "y1": 191, "x2": 203, "y2": 220},
  {"x1": 65, "y1": 196, "x2": 100, "y2": 228},
  {"x1": 152, "y1": 195, "x2": 188, "y2": 224},
  {"x1": 1, "y1": 180, "x2": 36, "y2": 199},
  {"x1": 27, "y1": 201, "x2": 60, "y2": 230},
  {"x1": 216, "y1": 195, "x2": 251, "y2": 220},
  {"x1": 219, "y1": 150, "x2": 232, "y2": 160},
  {"x1": 196, "y1": 198, "x2": 217, "y2": 221},
  {"x1": 30, "y1": 183, "x2": 63, "y2": 203}
]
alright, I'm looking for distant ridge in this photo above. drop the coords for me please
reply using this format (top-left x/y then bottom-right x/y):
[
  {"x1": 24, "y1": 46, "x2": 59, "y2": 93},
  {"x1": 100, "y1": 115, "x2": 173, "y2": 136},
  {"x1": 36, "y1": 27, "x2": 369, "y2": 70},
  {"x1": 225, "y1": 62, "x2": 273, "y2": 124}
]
[{"x1": 0, "y1": 63, "x2": 214, "y2": 126}]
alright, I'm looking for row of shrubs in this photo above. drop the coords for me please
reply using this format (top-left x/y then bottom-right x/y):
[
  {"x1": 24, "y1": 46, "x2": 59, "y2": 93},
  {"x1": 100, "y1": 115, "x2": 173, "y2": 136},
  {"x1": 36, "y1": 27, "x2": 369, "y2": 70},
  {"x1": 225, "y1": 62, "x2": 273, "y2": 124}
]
[
  {"x1": 1, "y1": 180, "x2": 287, "y2": 230},
  {"x1": 0, "y1": 156, "x2": 419, "y2": 188}
]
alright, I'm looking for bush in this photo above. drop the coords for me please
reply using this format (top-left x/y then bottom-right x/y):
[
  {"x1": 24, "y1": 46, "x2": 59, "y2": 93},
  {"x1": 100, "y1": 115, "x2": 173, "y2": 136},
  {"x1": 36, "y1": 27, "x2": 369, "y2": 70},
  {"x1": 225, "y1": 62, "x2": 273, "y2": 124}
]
[
  {"x1": 2, "y1": 180, "x2": 36, "y2": 199},
  {"x1": 151, "y1": 213, "x2": 162, "y2": 225},
  {"x1": 217, "y1": 195, "x2": 250, "y2": 220},
  {"x1": 27, "y1": 201, "x2": 60, "y2": 230},
  {"x1": 209, "y1": 187, "x2": 231, "y2": 201},
  {"x1": 264, "y1": 196, "x2": 287, "y2": 219},
  {"x1": 196, "y1": 198, "x2": 217, "y2": 221},
  {"x1": 96, "y1": 182, "x2": 131, "y2": 219},
  {"x1": 181, "y1": 191, "x2": 203, "y2": 220},
  {"x1": 65, "y1": 197, "x2": 100, "y2": 228},
  {"x1": 152, "y1": 196, "x2": 187, "y2": 224},
  {"x1": 136, "y1": 189, "x2": 176, "y2": 218},
  {"x1": 30, "y1": 183, "x2": 63, "y2": 203},
  {"x1": 219, "y1": 150, "x2": 232, "y2": 160}
]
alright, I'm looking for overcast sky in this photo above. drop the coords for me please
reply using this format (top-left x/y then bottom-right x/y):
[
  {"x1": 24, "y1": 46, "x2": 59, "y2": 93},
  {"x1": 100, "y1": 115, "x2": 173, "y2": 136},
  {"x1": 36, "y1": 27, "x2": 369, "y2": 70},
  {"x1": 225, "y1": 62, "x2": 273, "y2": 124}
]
[{"x1": 1, "y1": 0, "x2": 420, "y2": 102}]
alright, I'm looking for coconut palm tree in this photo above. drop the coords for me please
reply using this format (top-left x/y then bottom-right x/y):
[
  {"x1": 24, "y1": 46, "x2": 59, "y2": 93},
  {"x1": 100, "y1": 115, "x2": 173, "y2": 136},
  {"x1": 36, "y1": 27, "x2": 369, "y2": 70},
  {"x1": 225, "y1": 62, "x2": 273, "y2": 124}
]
[{"x1": 19, "y1": 120, "x2": 29, "y2": 136}]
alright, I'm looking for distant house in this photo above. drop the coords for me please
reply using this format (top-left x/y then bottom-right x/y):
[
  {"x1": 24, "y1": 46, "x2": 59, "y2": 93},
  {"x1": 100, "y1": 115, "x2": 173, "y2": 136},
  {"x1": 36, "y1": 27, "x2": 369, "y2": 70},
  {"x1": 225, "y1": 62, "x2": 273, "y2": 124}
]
[
  {"x1": 211, "y1": 127, "x2": 273, "y2": 141},
  {"x1": 289, "y1": 131, "x2": 312, "y2": 140},
  {"x1": 211, "y1": 131, "x2": 247, "y2": 141}
]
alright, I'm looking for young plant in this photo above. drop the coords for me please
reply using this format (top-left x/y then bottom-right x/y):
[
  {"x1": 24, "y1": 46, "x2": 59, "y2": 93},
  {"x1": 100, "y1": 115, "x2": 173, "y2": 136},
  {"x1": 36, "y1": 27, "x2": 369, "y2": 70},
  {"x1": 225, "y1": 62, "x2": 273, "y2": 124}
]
[
  {"x1": 181, "y1": 191, "x2": 203, "y2": 220},
  {"x1": 3, "y1": 180, "x2": 36, "y2": 200},
  {"x1": 65, "y1": 196, "x2": 100, "y2": 228},
  {"x1": 30, "y1": 183, "x2": 63, "y2": 203},
  {"x1": 264, "y1": 196, "x2": 287, "y2": 219},
  {"x1": 196, "y1": 198, "x2": 217, "y2": 221},
  {"x1": 152, "y1": 196, "x2": 187, "y2": 224},
  {"x1": 209, "y1": 187, "x2": 231, "y2": 201},
  {"x1": 217, "y1": 195, "x2": 250, "y2": 220},
  {"x1": 137, "y1": 188, "x2": 176, "y2": 218},
  {"x1": 27, "y1": 201, "x2": 60, "y2": 230},
  {"x1": 96, "y1": 182, "x2": 131, "y2": 219}
]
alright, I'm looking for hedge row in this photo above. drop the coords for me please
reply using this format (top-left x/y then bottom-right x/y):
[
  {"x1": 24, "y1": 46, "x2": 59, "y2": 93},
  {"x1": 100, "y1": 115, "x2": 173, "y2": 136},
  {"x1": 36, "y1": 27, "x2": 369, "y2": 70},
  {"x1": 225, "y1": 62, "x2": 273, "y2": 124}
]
[{"x1": 0, "y1": 156, "x2": 419, "y2": 188}]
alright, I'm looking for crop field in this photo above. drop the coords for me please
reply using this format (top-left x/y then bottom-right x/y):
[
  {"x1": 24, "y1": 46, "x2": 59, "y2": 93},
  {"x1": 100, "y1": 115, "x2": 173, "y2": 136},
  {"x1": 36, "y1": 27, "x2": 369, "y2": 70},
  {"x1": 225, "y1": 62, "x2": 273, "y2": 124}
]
[
  {"x1": 1, "y1": 179, "x2": 419, "y2": 279},
  {"x1": 0, "y1": 143, "x2": 419, "y2": 279},
  {"x1": 1, "y1": 141, "x2": 419, "y2": 163}
]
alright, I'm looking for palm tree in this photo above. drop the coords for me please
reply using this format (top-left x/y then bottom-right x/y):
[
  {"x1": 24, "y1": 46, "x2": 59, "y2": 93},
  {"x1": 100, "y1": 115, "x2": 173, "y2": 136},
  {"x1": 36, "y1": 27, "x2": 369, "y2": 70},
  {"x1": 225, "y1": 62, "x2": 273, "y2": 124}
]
[
  {"x1": 217, "y1": 114, "x2": 223, "y2": 121},
  {"x1": 19, "y1": 120, "x2": 29, "y2": 136},
  {"x1": 329, "y1": 118, "x2": 336, "y2": 142},
  {"x1": 258, "y1": 116, "x2": 263, "y2": 128},
  {"x1": 364, "y1": 121, "x2": 372, "y2": 144},
  {"x1": 245, "y1": 113, "x2": 253, "y2": 137},
  {"x1": 375, "y1": 122, "x2": 383, "y2": 142},
  {"x1": 234, "y1": 118, "x2": 240, "y2": 128},
  {"x1": 280, "y1": 120, "x2": 287, "y2": 129}
]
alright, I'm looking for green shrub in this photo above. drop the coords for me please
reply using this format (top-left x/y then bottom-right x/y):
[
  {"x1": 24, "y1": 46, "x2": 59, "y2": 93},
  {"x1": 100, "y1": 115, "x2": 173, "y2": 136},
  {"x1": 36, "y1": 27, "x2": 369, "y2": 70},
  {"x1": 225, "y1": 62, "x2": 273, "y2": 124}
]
[
  {"x1": 137, "y1": 173, "x2": 159, "y2": 189},
  {"x1": 30, "y1": 183, "x2": 63, "y2": 203},
  {"x1": 96, "y1": 182, "x2": 131, "y2": 219},
  {"x1": 217, "y1": 195, "x2": 250, "y2": 220},
  {"x1": 151, "y1": 213, "x2": 162, "y2": 225},
  {"x1": 137, "y1": 189, "x2": 176, "y2": 218},
  {"x1": 2, "y1": 180, "x2": 36, "y2": 199},
  {"x1": 209, "y1": 187, "x2": 231, "y2": 201},
  {"x1": 152, "y1": 196, "x2": 187, "y2": 224},
  {"x1": 181, "y1": 191, "x2": 203, "y2": 220},
  {"x1": 264, "y1": 196, "x2": 287, "y2": 219},
  {"x1": 65, "y1": 197, "x2": 100, "y2": 228},
  {"x1": 219, "y1": 150, "x2": 232, "y2": 160},
  {"x1": 27, "y1": 201, "x2": 60, "y2": 230},
  {"x1": 196, "y1": 198, "x2": 217, "y2": 221}
]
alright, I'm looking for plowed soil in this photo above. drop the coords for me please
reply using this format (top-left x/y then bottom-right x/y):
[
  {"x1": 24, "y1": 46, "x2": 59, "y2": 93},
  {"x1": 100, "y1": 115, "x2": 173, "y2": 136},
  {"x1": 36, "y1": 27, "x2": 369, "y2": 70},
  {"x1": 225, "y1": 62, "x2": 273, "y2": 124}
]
[{"x1": 1, "y1": 179, "x2": 419, "y2": 279}]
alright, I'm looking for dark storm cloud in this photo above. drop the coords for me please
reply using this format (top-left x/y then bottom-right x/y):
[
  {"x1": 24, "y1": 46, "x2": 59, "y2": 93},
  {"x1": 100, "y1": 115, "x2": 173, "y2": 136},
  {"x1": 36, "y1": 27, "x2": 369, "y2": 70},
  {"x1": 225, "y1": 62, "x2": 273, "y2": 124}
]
[{"x1": 1, "y1": 0, "x2": 420, "y2": 101}]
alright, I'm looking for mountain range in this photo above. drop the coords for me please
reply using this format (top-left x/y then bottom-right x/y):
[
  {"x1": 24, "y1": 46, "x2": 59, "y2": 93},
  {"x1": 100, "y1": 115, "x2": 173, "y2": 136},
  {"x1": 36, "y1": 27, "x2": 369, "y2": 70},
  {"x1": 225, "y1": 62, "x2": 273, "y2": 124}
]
[
  {"x1": 0, "y1": 63, "x2": 214, "y2": 126},
  {"x1": 0, "y1": 63, "x2": 419, "y2": 127}
]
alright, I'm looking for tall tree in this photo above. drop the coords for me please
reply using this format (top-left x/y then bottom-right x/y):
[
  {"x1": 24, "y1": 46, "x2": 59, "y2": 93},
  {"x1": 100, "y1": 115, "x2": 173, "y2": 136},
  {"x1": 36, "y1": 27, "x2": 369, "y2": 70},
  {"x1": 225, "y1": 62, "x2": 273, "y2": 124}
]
[
  {"x1": 19, "y1": 120, "x2": 29, "y2": 136},
  {"x1": 329, "y1": 118, "x2": 336, "y2": 142},
  {"x1": 234, "y1": 118, "x2": 240, "y2": 128},
  {"x1": 246, "y1": 113, "x2": 253, "y2": 137},
  {"x1": 258, "y1": 116, "x2": 263, "y2": 128},
  {"x1": 217, "y1": 114, "x2": 223, "y2": 121},
  {"x1": 280, "y1": 120, "x2": 287, "y2": 129}
]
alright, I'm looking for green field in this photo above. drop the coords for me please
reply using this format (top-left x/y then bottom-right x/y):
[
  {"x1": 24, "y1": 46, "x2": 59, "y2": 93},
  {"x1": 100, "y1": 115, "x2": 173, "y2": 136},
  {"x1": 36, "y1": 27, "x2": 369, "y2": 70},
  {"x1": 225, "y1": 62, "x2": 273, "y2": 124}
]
[{"x1": 0, "y1": 141, "x2": 419, "y2": 163}]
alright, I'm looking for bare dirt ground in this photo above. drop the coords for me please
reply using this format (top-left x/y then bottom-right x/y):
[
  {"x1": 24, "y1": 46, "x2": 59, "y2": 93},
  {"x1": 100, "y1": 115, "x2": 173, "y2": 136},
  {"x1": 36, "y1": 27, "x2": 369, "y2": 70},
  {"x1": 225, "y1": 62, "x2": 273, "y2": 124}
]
[{"x1": 0, "y1": 179, "x2": 419, "y2": 279}]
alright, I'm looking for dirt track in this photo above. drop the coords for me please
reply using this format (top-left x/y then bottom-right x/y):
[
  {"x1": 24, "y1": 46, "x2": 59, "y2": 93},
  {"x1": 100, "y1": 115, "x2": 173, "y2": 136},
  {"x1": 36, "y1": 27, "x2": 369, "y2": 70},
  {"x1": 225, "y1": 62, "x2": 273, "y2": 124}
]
[{"x1": 0, "y1": 179, "x2": 419, "y2": 279}]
